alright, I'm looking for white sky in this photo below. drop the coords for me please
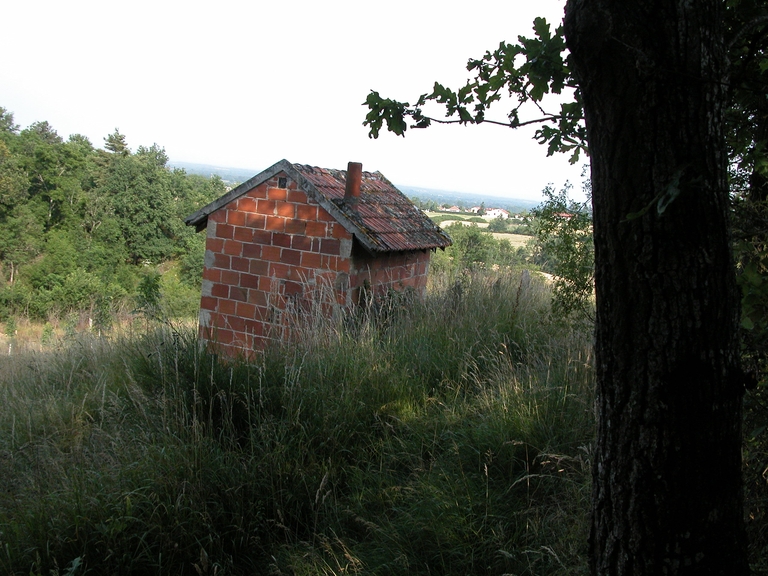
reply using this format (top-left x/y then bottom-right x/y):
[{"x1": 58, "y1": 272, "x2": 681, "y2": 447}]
[{"x1": 2, "y1": 0, "x2": 587, "y2": 202}]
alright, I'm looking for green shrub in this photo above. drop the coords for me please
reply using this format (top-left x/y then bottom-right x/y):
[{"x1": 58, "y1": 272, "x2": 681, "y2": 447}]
[
  {"x1": 179, "y1": 233, "x2": 207, "y2": 287},
  {"x1": 3, "y1": 316, "x2": 16, "y2": 338},
  {"x1": 432, "y1": 223, "x2": 530, "y2": 274},
  {"x1": 160, "y1": 264, "x2": 201, "y2": 319},
  {"x1": 530, "y1": 184, "x2": 594, "y2": 320},
  {"x1": 135, "y1": 269, "x2": 162, "y2": 322},
  {"x1": 487, "y1": 215, "x2": 509, "y2": 232}
]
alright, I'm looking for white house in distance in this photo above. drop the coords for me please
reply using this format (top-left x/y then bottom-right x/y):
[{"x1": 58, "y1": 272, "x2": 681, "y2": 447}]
[
  {"x1": 485, "y1": 208, "x2": 510, "y2": 219},
  {"x1": 469, "y1": 206, "x2": 512, "y2": 219}
]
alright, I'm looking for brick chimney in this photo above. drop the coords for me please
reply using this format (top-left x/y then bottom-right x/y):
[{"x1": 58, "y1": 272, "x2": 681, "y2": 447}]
[{"x1": 344, "y1": 162, "x2": 362, "y2": 205}]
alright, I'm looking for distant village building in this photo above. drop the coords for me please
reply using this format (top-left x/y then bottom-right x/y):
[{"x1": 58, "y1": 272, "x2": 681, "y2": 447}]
[
  {"x1": 185, "y1": 160, "x2": 452, "y2": 355},
  {"x1": 484, "y1": 208, "x2": 510, "y2": 219},
  {"x1": 469, "y1": 206, "x2": 511, "y2": 219}
]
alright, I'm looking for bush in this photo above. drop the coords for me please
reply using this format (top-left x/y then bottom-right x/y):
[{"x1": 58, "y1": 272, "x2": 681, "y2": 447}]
[
  {"x1": 487, "y1": 215, "x2": 509, "y2": 232},
  {"x1": 160, "y1": 264, "x2": 201, "y2": 318},
  {"x1": 531, "y1": 184, "x2": 594, "y2": 320},
  {"x1": 432, "y1": 223, "x2": 530, "y2": 274},
  {"x1": 178, "y1": 232, "x2": 207, "y2": 287}
]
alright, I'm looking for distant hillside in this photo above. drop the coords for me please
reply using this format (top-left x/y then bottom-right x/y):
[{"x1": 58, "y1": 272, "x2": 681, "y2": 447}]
[
  {"x1": 170, "y1": 161, "x2": 543, "y2": 211},
  {"x1": 169, "y1": 161, "x2": 259, "y2": 186},
  {"x1": 396, "y1": 185, "x2": 541, "y2": 213}
]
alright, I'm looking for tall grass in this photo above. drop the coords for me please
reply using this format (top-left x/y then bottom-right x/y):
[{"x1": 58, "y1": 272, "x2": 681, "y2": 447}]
[{"x1": 0, "y1": 269, "x2": 594, "y2": 575}]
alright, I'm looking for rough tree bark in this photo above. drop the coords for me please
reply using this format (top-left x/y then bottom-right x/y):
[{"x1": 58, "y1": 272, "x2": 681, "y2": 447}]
[{"x1": 563, "y1": 1, "x2": 748, "y2": 574}]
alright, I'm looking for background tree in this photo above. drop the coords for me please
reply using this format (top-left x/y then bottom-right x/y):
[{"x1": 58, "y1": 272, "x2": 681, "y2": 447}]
[
  {"x1": 485, "y1": 215, "x2": 507, "y2": 232},
  {"x1": 104, "y1": 128, "x2": 129, "y2": 156},
  {"x1": 0, "y1": 107, "x2": 19, "y2": 137},
  {"x1": 0, "y1": 110, "x2": 222, "y2": 321},
  {"x1": 0, "y1": 203, "x2": 44, "y2": 287},
  {"x1": 100, "y1": 144, "x2": 180, "y2": 264},
  {"x1": 530, "y1": 183, "x2": 593, "y2": 319}
]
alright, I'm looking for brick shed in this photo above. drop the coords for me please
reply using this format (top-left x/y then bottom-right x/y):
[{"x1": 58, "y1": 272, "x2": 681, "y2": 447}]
[{"x1": 184, "y1": 159, "x2": 452, "y2": 354}]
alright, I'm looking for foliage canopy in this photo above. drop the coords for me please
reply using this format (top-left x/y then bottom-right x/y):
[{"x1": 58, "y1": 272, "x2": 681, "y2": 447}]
[{"x1": 0, "y1": 108, "x2": 225, "y2": 322}]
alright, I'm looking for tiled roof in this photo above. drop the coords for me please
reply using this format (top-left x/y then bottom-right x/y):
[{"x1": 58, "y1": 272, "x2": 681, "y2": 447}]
[
  {"x1": 292, "y1": 164, "x2": 451, "y2": 253},
  {"x1": 185, "y1": 159, "x2": 452, "y2": 254}
]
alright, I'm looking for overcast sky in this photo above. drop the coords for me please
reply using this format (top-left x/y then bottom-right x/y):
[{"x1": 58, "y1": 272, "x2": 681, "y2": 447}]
[{"x1": 2, "y1": 0, "x2": 587, "y2": 202}]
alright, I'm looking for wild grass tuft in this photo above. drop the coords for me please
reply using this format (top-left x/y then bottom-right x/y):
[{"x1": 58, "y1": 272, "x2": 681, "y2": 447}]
[{"x1": 0, "y1": 269, "x2": 594, "y2": 575}]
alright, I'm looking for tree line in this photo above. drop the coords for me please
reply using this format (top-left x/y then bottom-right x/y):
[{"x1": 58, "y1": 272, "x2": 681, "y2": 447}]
[{"x1": 0, "y1": 108, "x2": 225, "y2": 324}]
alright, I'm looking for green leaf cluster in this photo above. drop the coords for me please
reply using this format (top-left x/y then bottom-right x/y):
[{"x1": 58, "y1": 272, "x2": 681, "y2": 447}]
[
  {"x1": 431, "y1": 223, "x2": 530, "y2": 274},
  {"x1": 364, "y1": 18, "x2": 587, "y2": 163},
  {"x1": 530, "y1": 184, "x2": 594, "y2": 320},
  {"x1": 0, "y1": 108, "x2": 225, "y2": 322}
]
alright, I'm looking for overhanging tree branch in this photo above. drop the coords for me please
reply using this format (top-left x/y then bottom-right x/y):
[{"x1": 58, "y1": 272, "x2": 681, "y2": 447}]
[
  {"x1": 408, "y1": 113, "x2": 563, "y2": 129},
  {"x1": 363, "y1": 17, "x2": 589, "y2": 164}
]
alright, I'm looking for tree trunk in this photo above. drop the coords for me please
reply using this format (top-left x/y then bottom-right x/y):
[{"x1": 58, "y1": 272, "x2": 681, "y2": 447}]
[{"x1": 563, "y1": 1, "x2": 748, "y2": 574}]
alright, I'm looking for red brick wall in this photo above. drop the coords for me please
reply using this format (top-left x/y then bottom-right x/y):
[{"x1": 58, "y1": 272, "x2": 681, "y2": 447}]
[
  {"x1": 198, "y1": 172, "x2": 432, "y2": 356},
  {"x1": 348, "y1": 247, "x2": 431, "y2": 302}
]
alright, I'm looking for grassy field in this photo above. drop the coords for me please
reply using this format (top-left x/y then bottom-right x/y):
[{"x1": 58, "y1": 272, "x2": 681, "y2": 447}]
[
  {"x1": 3, "y1": 268, "x2": 766, "y2": 574},
  {"x1": 489, "y1": 232, "x2": 532, "y2": 247},
  {"x1": 0, "y1": 270, "x2": 594, "y2": 576},
  {"x1": 425, "y1": 212, "x2": 533, "y2": 248},
  {"x1": 436, "y1": 221, "x2": 532, "y2": 247}
]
